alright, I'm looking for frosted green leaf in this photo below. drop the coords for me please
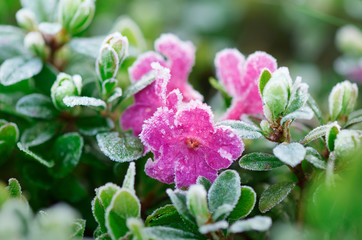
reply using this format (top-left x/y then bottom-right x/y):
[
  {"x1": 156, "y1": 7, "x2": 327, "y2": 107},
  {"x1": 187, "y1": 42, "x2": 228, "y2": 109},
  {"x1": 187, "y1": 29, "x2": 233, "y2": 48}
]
[
  {"x1": 21, "y1": 121, "x2": 58, "y2": 147},
  {"x1": 301, "y1": 123, "x2": 332, "y2": 145},
  {"x1": 228, "y1": 186, "x2": 256, "y2": 221},
  {"x1": 145, "y1": 205, "x2": 185, "y2": 229},
  {"x1": 307, "y1": 95, "x2": 324, "y2": 124},
  {"x1": 16, "y1": 94, "x2": 58, "y2": 119},
  {"x1": 144, "y1": 226, "x2": 198, "y2": 240},
  {"x1": 199, "y1": 221, "x2": 228, "y2": 234},
  {"x1": 273, "y1": 143, "x2": 306, "y2": 167},
  {"x1": 258, "y1": 68, "x2": 272, "y2": 97},
  {"x1": 105, "y1": 189, "x2": 140, "y2": 239},
  {"x1": 284, "y1": 78, "x2": 309, "y2": 115},
  {"x1": 325, "y1": 124, "x2": 340, "y2": 152},
  {"x1": 305, "y1": 147, "x2": 326, "y2": 169},
  {"x1": 217, "y1": 120, "x2": 263, "y2": 139},
  {"x1": 0, "y1": 26, "x2": 27, "y2": 61},
  {"x1": 259, "y1": 182, "x2": 296, "y2": 213},
  {"x1": 7, "y1": 178, "x2": 22, "y2": 198},
  {"x1": 166, "y1": 189, "x2": 195, "y2": 224},
  {"x1": 69, "y1": 36, "x2": 105, "y2": 58},
  {"x1": 96, "y1": 132, "x2": 143, "y2": 162},
  {"x1": 122, "y1": 162, "x2": 136, "y2": 194},
  {"x1": 17, "y1": 142, "x2": 54, "y2": 168},
  {"x1": 0, "y1": 121, "x2": 19, "y2": 161},
  {"x1": 196, "y1": 176, "x2": 211, "y2": 191},
  {"x1": 208, "y1": 170, "x2": 241, "y2": 220},
  {"x1": 0, "y1": 57, "x2": 42, "y2": 86},
  {"x1": 280, "y1": 107, "x2": 314, "y2": 125},
  {"x1": 239, "y1": 152, "x2": 284, "y2": 171},
  {"x1": 63, "y1": 96, "x2": 106, "y2": 109},
  {"x1": 186, "y1": 185, "x2": 210, "y2": 226},
  {"x1": 38, "y1": 22, "x2": 62, "y2": 35},
  {"x1": 229, "y1": 216, "x2": 272, "y2": 233},
  {"x1": 345, "y1": 109, "x2": 362, "y2": 127}
]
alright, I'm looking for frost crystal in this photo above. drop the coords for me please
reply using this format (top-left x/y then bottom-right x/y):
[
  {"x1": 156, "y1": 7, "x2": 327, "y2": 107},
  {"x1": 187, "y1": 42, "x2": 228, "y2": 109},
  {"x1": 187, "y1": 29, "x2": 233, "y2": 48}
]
[
  {"x1": 121, "y1": 34, "x2": 202, "y2": 136},
  {"x1": 214, "y1": 49, "x2": 277, "y2": 120},
  {"x1": 140, "y1": 98, "x2": 244, "y2": 188}
]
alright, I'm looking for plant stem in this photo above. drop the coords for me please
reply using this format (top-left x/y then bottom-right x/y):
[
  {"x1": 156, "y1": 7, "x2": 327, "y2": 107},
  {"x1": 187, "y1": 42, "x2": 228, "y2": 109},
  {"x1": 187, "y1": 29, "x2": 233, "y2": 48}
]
[{"x1": 288, "y1": 164, "x2": 307, "y2": 225}]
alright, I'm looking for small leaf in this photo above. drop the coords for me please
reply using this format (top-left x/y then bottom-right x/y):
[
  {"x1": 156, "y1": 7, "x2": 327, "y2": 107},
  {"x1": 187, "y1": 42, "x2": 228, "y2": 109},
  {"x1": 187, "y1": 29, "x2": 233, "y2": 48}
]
[
  {"x1": 284, "y1": 78, "x2": 309, "y2": 115},
  {"x1": 122, "y1": 162, "x2": 136, "y2": 194},
  {"x1": 21, "y1": 121, "x2": 58, "y2": 147},
  {"x1": 51, "y1": 132, "x2": 84, "y2": 178},
  {"x1": 305, "y1": 147, "x2": 326, "y2": 169},
  {"x1": 326, "y1": 124, "x2": 340, "y2": 152},
  {"x1": 209, "y1": 77, "x2": 232, "y2": 106},
  {"x1": 71, "y1": 219, "x2": 86, "y2": 238},
  {"x1": 0, "y1": 121, "x2": 19, "y2": 161},
  {"x1": 144, "y1": 226, "x2": 199, "y2": 240},
  {"x1": 273, "y1": 143, "x2": 306, "y2": 167},
  {"x1": 301, "y1": 124, "x2": 331, "y2": 145},
  {"x1": 76, "y1": 116, "x2": 114, "y2": 136},
  {"x1": 96, "y1": 132, "x2": 143, "y2": 162},
  {"x1": 208, "y1": 170, "x2": 241, "y2": 220},
  {"x1": 105, "y1": 189, "x2": 140, "y2": 239},
  {"x1": 17, "y1": 142, "x2": 54, "y2": 168},
  {"x1": 345, "y1": 109, "x2": 362, "y2": 127},
  {"x1": 186, "y1": 185, "x2": 210, "y2": 226},
  {"x1": 259, "y1": 182, "x2": 296, "y2": 213},
  {"x1": 166, "y1": 189, "x2": 195, "y2": 224},
  {"x1": 258, "y1": 69, "x2": 272, "y2": 97},
  {"x1": 0, "y1": 57, "x2": 42, "y2": 86},
  {"x1": 239, "y1": 153, "x2": 284, "y2": 171},
  {"x1": 117, "y1": 72, "x2": 155, "y2": 102},
  {"x1": 280, "y1": 107, "x2": 314, "y2": 125},
  {"x1": 7, "y1": 178, "x2": 22, "y2": 198},
  {"x1": 38, "y1": 22, "x2": 62, "y2": 35},
  {"x1": 107, "y1": 87, "x2": 123, "y2": 103},
  {"x1": 229, "y1": 216, "x2": 272, "y2": 233},
  {"x1": 63, "y1": 96, "x2": 106, "y2": 109},
  {"x1": 228, "y1": 186, "x2": 256, "y2": 221},
  {"x1": 216, "y1": 120, "x2": 263, "y2": 139},
  {"x1": 307, "y1": 95, "x2": 324, "y2": 124},
  {"x1": 92, "y1": 183, "x2": 120, "y2": 233},
  {"x1": 145, "y1": 205, "x2": 189, "y2": 231},
  {"x1": 16, "y1": 94, "x2": 58, "y2": 119},
  {"x1": 199, "y1": 221, "x2": 229, "y2": 234},
  {"x1": 196, "y1": 176, "x2": 211, "y2": 191}
]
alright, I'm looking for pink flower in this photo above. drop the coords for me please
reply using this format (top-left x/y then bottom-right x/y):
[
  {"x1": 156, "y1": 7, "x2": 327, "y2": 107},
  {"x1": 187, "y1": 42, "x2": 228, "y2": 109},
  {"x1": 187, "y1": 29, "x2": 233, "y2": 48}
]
[
  {"x1": 215, "y1": 49, "x2": 277, "y2": 120},
  {"x1": 140, "y1": 94, "x2": 244, "y2": 188},
  {"x1": 121, "y1": 34, "x2": 202, "y2": 135}
]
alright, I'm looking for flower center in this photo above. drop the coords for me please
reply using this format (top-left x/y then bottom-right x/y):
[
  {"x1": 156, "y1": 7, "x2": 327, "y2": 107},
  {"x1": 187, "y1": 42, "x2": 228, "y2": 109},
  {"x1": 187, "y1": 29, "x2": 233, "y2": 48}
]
[{"x1": 186, "y1": 138, "x2": 200, "y2": 149}]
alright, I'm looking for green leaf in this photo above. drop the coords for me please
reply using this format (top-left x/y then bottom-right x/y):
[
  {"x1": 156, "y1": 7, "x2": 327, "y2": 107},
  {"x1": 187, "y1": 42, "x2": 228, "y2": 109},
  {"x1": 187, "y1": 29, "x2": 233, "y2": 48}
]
[
  {"x1": 284, "y1": 78, "x2": 309, "y2": 115},
  {"x1": 345, "y1": 109, "x2": 362, "y2": 127},
  {"x1": 228, "y1": 186, "x2": 256, "y2": 221},
  {"x1": 92, "y1": 183, "x2": 121, "y2": 233},
  {"x1": 216, "y1": 120, "x2": 263, "y2": 139},
  {"x1": 209, "y1": 77, "x2": 232, "y2": 107},
  {"x1": 117, "y1": 73, "x2": 155, "y2": 103},
  {"x1": 273, "y1": 143, "x2": 306, "y2": 167},
  {"x1": 16, "y1": 94, "x2": 58, "y2": 119},
  {"x1": 208, "y1": 170, "x2": 241, "y2": 220},
  {"x1": 0, "y1": 121, "x2": 19, "y2": 161},
  {"x1": 105, "y1": 189, "x2": 140, "y2": 239},
  {"x1": 307, "y1": 95, "x2": 324, "y2": 124},
  {"x1": 71, "y1": 219, "x2": 86, "y2": 238},
  {"x1": 122, "y1": 162, "x2": 136, "y2": 194},
  {"x1": 239, "y1": 153, "x2": 284, "y2": 171},
  {"x1": 258, "y1": 69, "x2": 272, "y2": 97},
  {"x1": 17, "y1": 142, "x2": 54, "y2": 168},
  {"x1": 20, "y1": 0, "x2": 58, "y2": 22},
  {"x1": 229, "y1": 216, "x2": 272, "y2": 233},
  {"x1": 305, "y1": 147, "x2": 326, "y2": 169},
  {"x1": 301, "y1": 124, "x2": 331, "y2": 145},
  {"x1": 96, "y1": 132, "x2": 143, "y2": 162},
  {"x1": 7, "y1": 178, "x2": 22, "y2": 198},
  {"x1": 76, "y1": 116, "x2": 114, "y2": 136},
  {"x1": 69, "y1": 36, "x2": 105, "y2": 58},
  {"x1": 0, "y1": 57, "x2": 42, "y2": 86},
  {"x1": 145, "y1": 205, "x2": 189, "y2": 231},
  {"x1": 259, "y1": 182, "x2": 296, "y2": 213},
  {"x1": 280, "y1": 107, "x2": 314, "y2": 125},
  {"x1": 144, "y1": 226, "x2": 199, "y2": 240},
  {"x1": 63, "y1": 96, "x2": 106, "y2": 109},
  {"x1": 51, "y1": 132, "x2": 84, "y2": 178},
  {"x1": 326, "y1": 124, "x2": 340, "y2": 152},
  {"x1": 263, "y1": 80, "x2": 289, "y2": 121},
  {"x1": 0, "y1": 26, "x2": 27, "y2": 61},
  {"x1": 187, "y1": 185, "x2": 210, "y2": 226},
  {"x1": 166, "y1": 189, "x2": 195, "y2": 224},
  {"x1": 199, "y1": 221, "x2": 229, "y2": 234},
  {"x1": 21, "y1": 121, "x2": 58, "y2": 147},
  {"x1": 196, "y1": 176, "x2": 211, "y2": 192}
]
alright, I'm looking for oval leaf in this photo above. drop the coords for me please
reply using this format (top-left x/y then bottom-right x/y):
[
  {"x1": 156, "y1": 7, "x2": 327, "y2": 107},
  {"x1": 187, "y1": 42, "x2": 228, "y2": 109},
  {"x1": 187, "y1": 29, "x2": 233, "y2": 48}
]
[
  {"x1": 0, "y1": 57, "x2": 42, "y2": 86},
  {"x1": 228, "y1": 186, "x2": 256, "y2": 221},
  {"x1": 217, "y1": 120, "x2": 263, "y2": 139},
  {"x1": 273, "y1": 143, "x2": 306, "y2": 167},
  {"x1": 229, "y1": 216, "x2": 272, "y2": 233},
  {"x1": 259, "y1": 182, "x2": 296, "y2": 213},
  {"x1": 16, "y1": 94, "x2": 58, "y2": 119},
  {"x1": 96, "y1": 132, "x2": 143, "y2": 162},
  {"x1": 239, "y1": 152, "x2": 284, "y2": 171},
  {"x1": 17, "y1": 142, "x2": 54, "y2": 168},
  {"x1": 21, "y1": 121, "x2": 58, "y2": 147}
]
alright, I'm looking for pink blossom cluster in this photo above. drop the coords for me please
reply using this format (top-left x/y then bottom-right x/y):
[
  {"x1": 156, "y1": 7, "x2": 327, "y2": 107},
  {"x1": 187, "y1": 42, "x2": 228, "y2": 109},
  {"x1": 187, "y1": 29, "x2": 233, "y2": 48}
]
[{"x1": 121, "y1": 34, "x2": 277, "y2": 187}]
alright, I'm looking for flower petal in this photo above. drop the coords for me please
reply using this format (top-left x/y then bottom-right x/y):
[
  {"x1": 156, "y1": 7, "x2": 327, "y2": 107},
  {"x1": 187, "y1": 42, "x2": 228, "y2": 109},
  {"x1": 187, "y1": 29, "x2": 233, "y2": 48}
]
[
  {"x1": 121, "y1": 103, "x2": 157, "y2": 136},
  {"x1": 145, "y1": 150, "x2": 175, "y2": 184}
]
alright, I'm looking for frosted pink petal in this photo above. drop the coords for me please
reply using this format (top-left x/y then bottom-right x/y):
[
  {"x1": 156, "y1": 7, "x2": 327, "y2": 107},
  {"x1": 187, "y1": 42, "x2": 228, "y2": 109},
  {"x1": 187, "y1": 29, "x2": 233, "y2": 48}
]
[
  {"x1": 215, "y1": 49, "x2": 245, "y2": 96},
  {"x1": 205, "y1": 127, "x2": 244, "y2": 169},
  {"x1": 128, "y1": 51, "x2": 167, "y2": 82},
  {"x1": 121, "y1": 104, "x2": 157, "y2": 136},
  {"x1": 174, "y1": 153, "x2": 218, "y2": 188},
  {"x1": 145, "y1": 151, "x2": 176, "y2": 184}
]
